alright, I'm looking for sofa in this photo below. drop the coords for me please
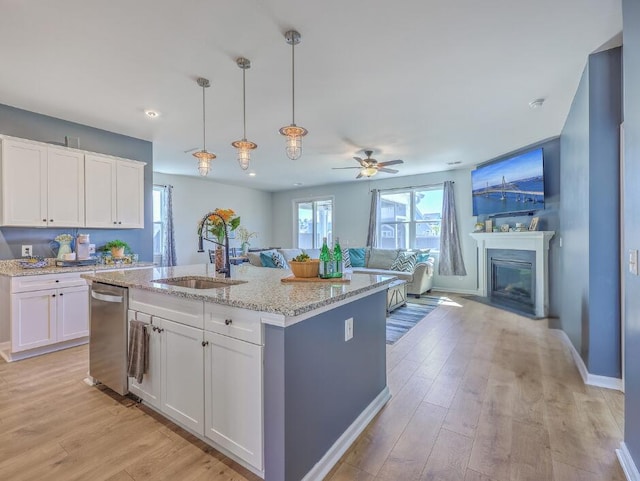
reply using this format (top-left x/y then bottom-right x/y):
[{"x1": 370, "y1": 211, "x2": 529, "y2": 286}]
[{"x1": 247, "y1": 247, "x2": 434, "y2": 298}]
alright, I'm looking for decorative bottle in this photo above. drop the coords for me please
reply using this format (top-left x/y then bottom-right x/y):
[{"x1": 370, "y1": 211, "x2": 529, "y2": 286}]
[
  {"x1": 319, "y1": 237, "x2": 331, "y2": 279},
  {"x1": 332, "y1": 237, "x2": 343, "y2": 278}
]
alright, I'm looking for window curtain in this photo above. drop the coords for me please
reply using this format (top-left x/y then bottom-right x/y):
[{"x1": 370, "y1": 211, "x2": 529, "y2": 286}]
[
  {"x1": 366, "y1": 189, "x2": 379, "y2": 247},
  {"x1": 162, "y1": 185, "x2": 177, "y2": 267},
  {"x1": 438, "y1": 181, "x2": 466, "y2": 276}
]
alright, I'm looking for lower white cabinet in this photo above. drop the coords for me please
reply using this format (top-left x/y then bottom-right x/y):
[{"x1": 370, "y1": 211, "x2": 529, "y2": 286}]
[
  {"x1": 204, "y1": 331, "x2": 263, "y2": 470},
  {"x1": 11, "y1": 284, "x2": 89, "y2": 352}
]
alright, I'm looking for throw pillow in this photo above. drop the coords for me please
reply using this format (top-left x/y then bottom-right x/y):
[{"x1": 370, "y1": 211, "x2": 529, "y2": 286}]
[
  {"x1": 348, "y1": 247, "x2": 366, "y2": 267},
  {"x1": 271, "y1": 251, "x2": 288, "y2": 269},
  {"x1": 368, "y1": 248, "x2": 400, "y2": 269},
  {"x1": 260, "y1": 251, "x2": 281, "y2": 268},
  {"x1": 342, "y1": 248, "x2": 352, "y2": 268},
  {"x1": 416, "y1": 249, "x2": 431, "y2": 263},
  {"x1": 391, "y1": 251, "x2": 418, "y2": 272}
]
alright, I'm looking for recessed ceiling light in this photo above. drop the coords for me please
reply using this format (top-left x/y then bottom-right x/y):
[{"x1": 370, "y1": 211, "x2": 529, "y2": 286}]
[
  {"x1": 528, "y1": 98, "x2": 545, "y2": 109},
  {"x1": 248, "y1": 172, "x2": 256, "y2": 177},
  {"x1": 293, "y1": 182, "x2": 303, "y2": 186},
  {"x1": 144, "y1": 109, "x2": 160, "y2": 118}
]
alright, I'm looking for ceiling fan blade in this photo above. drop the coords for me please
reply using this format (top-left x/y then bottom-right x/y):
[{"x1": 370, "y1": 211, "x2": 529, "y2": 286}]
[
  {"x1": 356, "y1": 172, "x2": 364, "y2": 179},
  {"x1": 378, "y1": 168, "x2": 399, "y2": 174},
  {"x1": 377, "y1": 159, "x2": 404, "y2": 167},
  {"x1": 332, "y1": 167, "x2": 361, "y2": 170},
  {"x1": 353, "y1": 156, "x2": 363, "y2": 163}
]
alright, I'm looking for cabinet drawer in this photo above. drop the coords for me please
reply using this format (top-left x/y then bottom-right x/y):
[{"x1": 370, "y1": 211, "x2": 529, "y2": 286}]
[
  {"x1": 204, "y1": 303, "x2": 262, "y2": 345},
  {"x1": 11, "y1": 272, "x2": 87, "y2": 293},
  {"x1": 129, "y1": 288, "x2": 204, "y2": 329}
]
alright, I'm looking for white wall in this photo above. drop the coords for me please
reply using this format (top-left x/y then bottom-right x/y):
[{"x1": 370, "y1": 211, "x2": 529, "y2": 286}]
[
  {"x1": 271, "y1": 169, "x2": 478, "y2": 294},
  {"x1": 154, "y1": 173, "x2": 273, "y2": 266}
]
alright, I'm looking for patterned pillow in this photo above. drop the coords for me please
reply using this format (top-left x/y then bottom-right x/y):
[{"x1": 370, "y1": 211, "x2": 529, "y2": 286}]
[
  {"x1": 271, "y1": 251, "x2": 288, "y2": 269},
  {"x1": 342, "y1": 248, "x2": 352, "y2": 268},
  {"x1": 390, "y1": 251, "x2": 418, "y2": 272}
]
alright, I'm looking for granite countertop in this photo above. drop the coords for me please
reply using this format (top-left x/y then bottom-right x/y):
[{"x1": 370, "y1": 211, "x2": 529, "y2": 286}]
[
  {"x1": 81, "y1": 264, "x2": 395, "y2": 317},
  {"x1": 0, "y1": 259, "x2": 155, "y2": 277}
]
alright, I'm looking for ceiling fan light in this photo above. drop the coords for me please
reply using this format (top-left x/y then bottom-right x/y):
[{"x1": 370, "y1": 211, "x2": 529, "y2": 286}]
[{"x1": 363, "y1": 167, "x2": 378, "y2": 177}]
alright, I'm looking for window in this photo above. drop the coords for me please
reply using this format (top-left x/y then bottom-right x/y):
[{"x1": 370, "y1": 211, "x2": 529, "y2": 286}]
[
  {"x1": 295, "y1": 198, "x2": 333, "y2": 249},
  {"x1": 153, "y1": 186, "x2": 164, "y2": 264},
  {"x1": 378, "y1": 187, "x2": 443, "y2": 250}
]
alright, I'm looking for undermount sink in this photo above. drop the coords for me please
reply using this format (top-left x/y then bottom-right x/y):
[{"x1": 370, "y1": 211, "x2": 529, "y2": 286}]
[{"x1": 152, "y1": 277, "x2": 247, "y2": 289}]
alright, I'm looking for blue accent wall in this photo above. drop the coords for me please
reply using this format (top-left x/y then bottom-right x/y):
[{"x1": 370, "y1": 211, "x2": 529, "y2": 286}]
[
  {"x1": 560, "y1": 47, "x2": 622, "y2": 378},
  {"x1": 623, "y1": 0, "x2": 640, "y2": 469},
  {"x1": 0, "y1": 104, "x2": 153, "y2": 261},
  {"x1": 476, "y1": 137, "x2": 561, "y2": 317},
  {"x1": 263, "y1": 291, "x2": 387, "y2": 481}
]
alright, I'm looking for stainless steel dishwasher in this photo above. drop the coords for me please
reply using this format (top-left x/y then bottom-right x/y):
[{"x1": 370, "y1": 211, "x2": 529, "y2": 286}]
[{"x1": 89, "y1": 282, "x2": 129, "y2": 395}]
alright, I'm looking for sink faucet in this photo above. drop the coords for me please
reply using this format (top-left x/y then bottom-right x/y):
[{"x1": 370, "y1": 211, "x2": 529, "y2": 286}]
[{"x1": 197, "y1": 212, "x2": 231, "y2": 278}]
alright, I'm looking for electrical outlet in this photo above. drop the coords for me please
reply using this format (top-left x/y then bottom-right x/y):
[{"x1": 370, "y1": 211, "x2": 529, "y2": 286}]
[
  {"x1": 21, "y1": 245, "x2": 32, "y2": 257},
  {"x1": 345, "y1": 318, "x2": 354, "y2": 341},
  {"x1": 88, "y1": 244, "x2": 96, "y2": 254}
]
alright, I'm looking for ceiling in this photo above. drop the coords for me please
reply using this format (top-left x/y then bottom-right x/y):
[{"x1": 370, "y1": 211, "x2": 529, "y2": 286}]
[{"x1": 0, "y1": 0, "x2": 622, "y2": 192}]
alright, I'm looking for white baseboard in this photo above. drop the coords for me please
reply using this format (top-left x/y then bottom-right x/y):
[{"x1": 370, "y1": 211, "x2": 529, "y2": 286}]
[
  {"x1": 553, "y1": 329, "x2": 624, "y2": 392},
  {"x1": 0, "y1": 337, "x2": 88, "y2": 363},
  {"x1": 301, "y1": 386, "x2": 391, "y2": 481},
  {"x1": 431, "y1": 286, "x2": 478, "y2": 295},
  {"x1": 617, "y1": 442, "x2": 640, "y2": 481}
]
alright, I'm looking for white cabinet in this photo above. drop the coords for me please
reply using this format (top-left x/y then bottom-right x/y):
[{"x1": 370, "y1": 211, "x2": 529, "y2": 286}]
[
  {"x1": 85, "y1": 154, "x2": 144, "y2": 228},
  {"x1": 158, "y1": 317, "x2": 204, "y2": 434},
  {"x1": 0, "y1": 139, "x2": 85, "y2": 227},
  {"x1": 10, "y1": 283, "x2": 88, "y2": 353},
  {"x1": 204, "y1": 331, "x2": 263, "y2": 470}
]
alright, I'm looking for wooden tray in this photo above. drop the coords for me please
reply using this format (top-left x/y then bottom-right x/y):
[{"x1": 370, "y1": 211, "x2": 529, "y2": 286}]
[{"x1": 280, "y1": 275, "x2": 350, "y2": 283}]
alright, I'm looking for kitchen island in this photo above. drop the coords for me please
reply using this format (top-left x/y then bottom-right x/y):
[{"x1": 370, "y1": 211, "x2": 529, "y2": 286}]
[{"x1": 82, "y1": 263, "x2": 394, "y2": 481}]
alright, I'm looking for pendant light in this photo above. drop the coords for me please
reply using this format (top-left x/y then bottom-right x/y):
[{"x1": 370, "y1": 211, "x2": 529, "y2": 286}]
[
  {"x1": 279, "y1": 30, "x2": 308, "y2": 160},
  {"x1": 193, "y1": 77, "x2": 216, "y2": 176},
  {"x1": 231, "y1": 57, "x2": 257, "y2": 171}
]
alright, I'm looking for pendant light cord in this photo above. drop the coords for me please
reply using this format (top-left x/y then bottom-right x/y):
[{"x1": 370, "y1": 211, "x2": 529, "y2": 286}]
[
  {"x1": 202, "y1": 84, "x2": 207, "y2": 151},
  {"x1": 243, "y1": 67, "x2": 247, "y2": 140},
  {"x1": 291, "y1": 39, "x2": 296, "y2": 125}
]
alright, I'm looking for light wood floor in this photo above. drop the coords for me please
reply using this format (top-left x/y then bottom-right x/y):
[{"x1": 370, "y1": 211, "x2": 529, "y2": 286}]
[{"x1": 0, "y1": 295, "x2": 625, "y2": 481}]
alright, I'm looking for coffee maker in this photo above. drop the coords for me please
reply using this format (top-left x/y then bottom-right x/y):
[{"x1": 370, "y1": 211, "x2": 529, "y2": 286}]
[{"x1": 76, "y1": 234, "x2": 91, "y2": 260}]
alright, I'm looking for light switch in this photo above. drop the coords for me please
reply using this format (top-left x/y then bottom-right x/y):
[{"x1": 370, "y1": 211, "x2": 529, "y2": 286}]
[{"x1": 629, "y1": 249, "x2": 638, "y2": 276}]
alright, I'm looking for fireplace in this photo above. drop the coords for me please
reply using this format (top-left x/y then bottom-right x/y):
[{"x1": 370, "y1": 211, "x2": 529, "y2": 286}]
[{"x1": 487, "y1": 249, "x2": 535, "y2": 314}]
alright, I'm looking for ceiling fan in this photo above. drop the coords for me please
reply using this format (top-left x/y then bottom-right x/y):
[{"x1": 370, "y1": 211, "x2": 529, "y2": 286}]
[{"x1": 332, "y1": 150, "x2": 404, "y2": 179}]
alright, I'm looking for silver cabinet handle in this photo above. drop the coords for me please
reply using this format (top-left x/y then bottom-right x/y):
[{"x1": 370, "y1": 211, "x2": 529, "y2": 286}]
[{"x1": 91, "y1": 291, "x2": 123, "y2": 303}]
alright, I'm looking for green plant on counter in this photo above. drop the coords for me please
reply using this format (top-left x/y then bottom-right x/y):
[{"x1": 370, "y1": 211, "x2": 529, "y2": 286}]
[
  {"x1": 102, "y1": 240, "x2": 131, "y2": 253},
  {"x1": 292, "y1": 253, "x2": 311, "y2": 262}
]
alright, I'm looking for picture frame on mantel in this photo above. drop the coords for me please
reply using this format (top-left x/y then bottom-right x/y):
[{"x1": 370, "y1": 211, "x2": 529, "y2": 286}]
[{"x1": 529, "y1": 217, "x2": 540, "y2": 231}]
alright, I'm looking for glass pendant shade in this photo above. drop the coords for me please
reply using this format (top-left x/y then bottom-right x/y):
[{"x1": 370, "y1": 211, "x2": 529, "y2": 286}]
[
  {"x1": 231, "y1": 57, "x2": 257, "y2": 171},
  {"x1": 280, "y1": 30, "x2": 308, "y2": 160},
  {"x1": 362, "y1": 167, "x2": 378, "y2": 177}
]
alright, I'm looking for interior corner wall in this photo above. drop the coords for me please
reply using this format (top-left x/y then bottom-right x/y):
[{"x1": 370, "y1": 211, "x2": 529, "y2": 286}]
[
  {"x1": 153, "y1": 172, "x2": 273, "y2": 266},
  {"x1": 0, "y1": 104, "x2": 154, "y2": 261},
  {"x1": 623, "y1": 0, "x2": 640, "y2": 469},
  {"x1": 559, "y1": 47, "x2": 622, "y2": 379},
  {"x1": 270, "y1": 168, "x2": 478, "y2": 294}
]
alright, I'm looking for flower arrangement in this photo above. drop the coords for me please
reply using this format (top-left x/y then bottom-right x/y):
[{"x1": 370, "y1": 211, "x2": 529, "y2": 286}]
[
  {"x1": 237, "y1": 226, "x2": 258, "y2": 244},
  {"x1": 54, "y1": 234, "x2": 73, "y2": 244},
  {"x1": 205, "y1": 208, "x2": 241, "y2": 244}
]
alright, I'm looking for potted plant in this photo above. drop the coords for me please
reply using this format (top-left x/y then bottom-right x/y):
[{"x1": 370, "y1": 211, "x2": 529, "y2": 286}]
[
  {"x1": 103, "y1": 240, "x2": 130, "y2": 258},
  {"x1": 237, "y1": 226, "x2": 258, "y2": 256}
]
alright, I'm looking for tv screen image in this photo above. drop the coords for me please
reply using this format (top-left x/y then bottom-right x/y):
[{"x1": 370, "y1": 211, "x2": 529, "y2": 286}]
[{"x1": 472, "y1": 148, "x2": 544, "y2": 216}]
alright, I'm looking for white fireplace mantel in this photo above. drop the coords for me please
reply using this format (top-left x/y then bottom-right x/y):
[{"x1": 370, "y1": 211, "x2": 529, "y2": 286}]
[{"x1": 470, "y1": 231, "x2": 555, "y2": 318}]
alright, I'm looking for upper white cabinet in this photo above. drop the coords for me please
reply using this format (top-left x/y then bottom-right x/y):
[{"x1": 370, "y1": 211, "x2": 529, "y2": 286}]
[
  {"x1": 85, "y1": 154, "x2": 144, "y2": 228},
  {"x1": 0, "y1": 139, "x2": 85, "y2": 227},
  {"x1": 0, "y1": 135, "x2": 145, "y2": 228}
]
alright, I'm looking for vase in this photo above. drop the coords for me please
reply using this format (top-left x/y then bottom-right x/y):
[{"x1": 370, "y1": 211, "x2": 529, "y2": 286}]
[
  {"x1": 214, "y1": 246, "x2": 225, "y2": 272},
  {"x1": 57, "y1": 240, "x2": 72, "y2": 260},
  {"x1": 241, "y1": 242, "x2": 249, "y2": 257}
]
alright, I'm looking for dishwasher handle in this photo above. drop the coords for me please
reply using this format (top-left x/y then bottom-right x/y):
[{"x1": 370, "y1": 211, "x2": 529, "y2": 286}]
[{"x1": 91, "y1": 290, "x2": 124, "y2": 303}]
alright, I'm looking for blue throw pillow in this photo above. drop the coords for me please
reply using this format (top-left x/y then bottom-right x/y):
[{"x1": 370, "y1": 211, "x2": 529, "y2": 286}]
[
  {"x1": 260, "y1": 251, "x2": 278, "y2": 268},
  {"x1": 349, "y1": 248, "x2": 366, "y2": 267}
]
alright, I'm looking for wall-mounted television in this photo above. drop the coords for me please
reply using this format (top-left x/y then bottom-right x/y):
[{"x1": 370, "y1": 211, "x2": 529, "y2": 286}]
[{"x1": 472, "y1": 148, "x2": 545, "y2": 216}]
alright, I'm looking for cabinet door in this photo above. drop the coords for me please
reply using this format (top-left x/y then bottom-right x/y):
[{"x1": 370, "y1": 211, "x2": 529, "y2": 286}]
[
  {"x1": 127, "y1": 311, "x2": 161, "y2": 408},
  {"x1": 47, "y1": 147, "x2": 85, "y2": 227},
  {"x1": 56, "y1": 285, "x2": 89, "y2": 341},
  {"x1": 1, "y1": 139, "x2": 47, "y2": 226},
  {"x1": 116, "y1": 160, "x2": 144, "y2": 228},
  {"x1": 204, "y1": 331, "x2": 263, "y2": 470},
  {"x1": 11, "y1": 289, "x2": 57, "y2": 352},
  {"x1": 85, "y1": 154, "x2": 116, "y2": 228},
  {"x1": 157, "y1": 317, "x2": 204, "y2": 435}
]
